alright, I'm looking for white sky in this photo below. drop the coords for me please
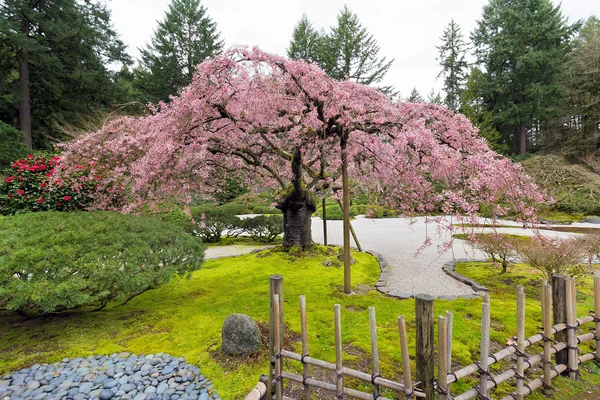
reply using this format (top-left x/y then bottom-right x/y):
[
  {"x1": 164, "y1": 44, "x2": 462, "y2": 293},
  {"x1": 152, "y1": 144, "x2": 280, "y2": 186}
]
[{"x1": 108, "y1": 0, "x2": 599, "y2": 99}]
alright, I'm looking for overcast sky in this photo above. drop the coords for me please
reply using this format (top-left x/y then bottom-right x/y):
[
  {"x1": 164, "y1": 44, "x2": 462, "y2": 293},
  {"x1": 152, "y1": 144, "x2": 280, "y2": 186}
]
[{"x1": 109, "y1": 0, "x2": 599, "y2": 100}]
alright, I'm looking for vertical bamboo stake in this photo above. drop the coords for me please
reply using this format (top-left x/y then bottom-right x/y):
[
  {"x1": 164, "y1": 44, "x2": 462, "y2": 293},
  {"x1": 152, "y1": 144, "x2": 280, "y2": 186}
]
[
  {"x1": 446, "y1": 311, "x2": 453, "y2": 374},
  {"x1": 543, "y1": 283, "x2": 553, "y2": 395},
  {"x1": 516, "y1": 286, "x2": 525, "y2": 400},
  {"x1": 398, "y1": 316, "x2": 414, "y2": 399},
  {"x1": 552, "y1": 275, "x2": 568, "y2": 369},
  {"x1": 479, "y1": 294, "x2": 490, "y2": 398},
  {"x1": 300, "y1": 295, "x2": 311, "y2": 400},
  {"x1": 566, "y1": 278, "x2": 578, "y2": 379},
  {"x1": 341, "y1": 134, "x2": 352, "y2": 294},
  {"x1": 595, "y1": 271, "x2": 600, "y2": 363},
  {"x1": 416, "y1": 294, "x2": 435, "y2": 400},
  {"x1": 273, "y1": 294, "x2": 282, "y2": 400},
  {"x1": 334, "y1": 304, "x2": 343, "y2": 399},
  {"x1": 322, "y1": 198, "x2": 328, "y2": 246},
  {"x1": 369, "y1": 307, "x2": 381, "y2": 398},
  {"x1": 438, "y1": 316, "x2": 448, "y2": 400},
  {"x1": 336, "y1": 199, "x2": 363, "y2": 251},
  {"x1": 269, "y1": 275, "x2": 283, "y2": 396}
]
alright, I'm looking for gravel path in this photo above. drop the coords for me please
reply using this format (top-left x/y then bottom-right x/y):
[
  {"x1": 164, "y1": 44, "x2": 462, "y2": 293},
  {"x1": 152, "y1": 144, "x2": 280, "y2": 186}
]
[
  {"x1": 310, "y1": 216, "x2": 594, "y2": 298},
  {"x1": 204, "y1": 244, "x2": 272, "y2": 260},
  {"x1": 0, "y1": 353, "x2": 219, "y2": 400}
]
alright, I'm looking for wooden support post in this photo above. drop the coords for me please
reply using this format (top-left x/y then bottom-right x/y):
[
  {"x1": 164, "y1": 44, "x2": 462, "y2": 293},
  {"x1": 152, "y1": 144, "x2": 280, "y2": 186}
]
[
  {"x1": 595, "y1": 271, "x2": 600, "y2": 364},
  {"x1": 398, "y1": 316, "x2": 414, "y2": 399},
  {"x1": 269, "y1": 275, "x2": 283, "y2": 396},
  {"x1": 369, "y1": 307, "x2": 381, "y2": 398},
  {"x1": 543, "y1": 283, "x2": 553, "y2": 395},
  {"x1": 446, "y1": 311, "x2": 453, "y2": 374},
  {"x1": 516, "y1": 286, "x2": 525, "y2": 400},
  {"x1": 300, "y1": 295, "x2": 311, "y2": 400},
  {"x1": 336, "y1": 199, "x2": 363, "y2": 252},
  {"x1": 334, "y1": 304, "x2": 343, "y2": 398},
  {"x1": 438, "y1": 316, "x2": 448, "y2": 400},
  {"x1": 415, "y1": 294, "x2": 435, "y2": 400},
  {"x1": 480, "y1": 294, "x2": 491, "y2": 399},
  {"x1": 552, "y1": 275, "x2": 568, "y2": 369},
  {"x1": 341, "y1": 134, "x2": 351, "y2": 294},
  {"x1": 322, "y1": 198, "x2": 328, "y2": 246},
  {"x1": 273, "y1": 294, "x2": 283, "y2": 400},
  {"x1": 566, "y1": 278, "x2": 579, "y2": 379}
]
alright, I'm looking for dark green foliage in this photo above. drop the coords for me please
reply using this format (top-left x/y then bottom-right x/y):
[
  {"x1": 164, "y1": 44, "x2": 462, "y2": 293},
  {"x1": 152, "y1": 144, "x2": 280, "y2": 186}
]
[
  {"x1": 287, "y1": 14, "x2": 323, "y2": 64},
  {"x1": 190, "y1": 209, "x2": 242, "y2": 243},
  {"x1": 241, "y1": 215, "x2": 284, "y2": 243},
  {"x1": 436, "y1": 20, "x2": 469, "y2": 112},
  {"x1": 0, "y1": 211, "x2": 205, "y2": 314},
  {"x1": 217, "y1": 203, "x2": 246, "y2": 215},
  {"x1": 349, "y1": 204, "x2": 366, "y2": 215},
  {"x1": 316, "y1": 204, "x2": 346, "y2": 220},
  {"x1": 407, "y1": 88, "x2": 424, "y2": 103},
  {"x1": 135, "y1": 0, "x2": 224, "y2": 103},
  {"x1": 471, "y1": 0, "x2": 578, "y2": 154},
  {"x1": 214, "y1": 177, "x2": 249, "y2": 205},
  {"x1": 252, "y1": 205, "x2": 282, "y2": 215},
  {"x1": 0, "y1": 122, "x2": 27, "y2": 168},
  {"x1": 0, "y1": 0, "x2": 131, "y2": 148}
]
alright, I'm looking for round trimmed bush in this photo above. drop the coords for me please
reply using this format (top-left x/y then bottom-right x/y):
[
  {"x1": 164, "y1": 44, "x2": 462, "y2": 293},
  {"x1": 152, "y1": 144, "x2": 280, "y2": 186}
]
[{"x1": 0, "y1": 211, "x2": 205, "y2": 315}]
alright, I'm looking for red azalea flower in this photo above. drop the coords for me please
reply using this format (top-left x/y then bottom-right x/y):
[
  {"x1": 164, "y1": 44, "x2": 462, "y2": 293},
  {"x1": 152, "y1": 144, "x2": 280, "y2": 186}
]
[
  {"x1": 27, "y1": 155, "x2": 33, "y2": 159},
  {"x1": 63, "y1": 195, "x2": 71, "y2": 201},
  {"x1": 56, "y1": 201, "x2": 62, "y2": 206},
  {"x1": 7, "y1": 194, "x2": 13, "y2": 198},
  {"x1": 37, "y1": 198, "x2": 44, "y2": 204},
  {"x1": 40, "y1": 182, "x2": 47, "y2": 188},
  {"x1": 4, "y1": 177, "x2": 11, "y2": 183}
]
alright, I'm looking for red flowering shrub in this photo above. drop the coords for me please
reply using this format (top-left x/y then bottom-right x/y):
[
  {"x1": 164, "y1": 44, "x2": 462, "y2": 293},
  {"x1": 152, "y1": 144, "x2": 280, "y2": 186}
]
[{"x1": 0, "y1": 155, "x2": 99, "y2": 215}]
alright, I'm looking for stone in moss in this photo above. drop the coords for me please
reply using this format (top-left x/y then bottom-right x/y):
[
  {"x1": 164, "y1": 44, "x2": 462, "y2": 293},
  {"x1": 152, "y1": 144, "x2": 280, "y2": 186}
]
[{"x1": 221, "y1": 314, "x2": 261, "y2": 355}]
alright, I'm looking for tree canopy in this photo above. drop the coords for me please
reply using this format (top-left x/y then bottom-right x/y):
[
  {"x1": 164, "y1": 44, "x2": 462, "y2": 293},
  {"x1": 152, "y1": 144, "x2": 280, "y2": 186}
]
[{"x1": 436, "y1": 20, "x2": 469, "y2": 112}]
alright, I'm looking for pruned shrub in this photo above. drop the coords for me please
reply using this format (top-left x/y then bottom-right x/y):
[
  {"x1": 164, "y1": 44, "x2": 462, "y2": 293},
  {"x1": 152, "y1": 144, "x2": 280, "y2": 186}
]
[
  {"x1": 252, "y1": 205, "x2": 282, "y2": 215},
  {"x1": 241, "y1": 215, "x2": 284, "y2": 243},
  {"x1": 191, "y1": 209, "x2": 243, "y2": 243},
  {"x1": 316, "y1": 204, "x2": 346, "y2": 220},
  {"x1": 0, "y1": 211, "x2": 205, "y2": 315},
  {"x1": 350, "y1": 204, "x2": 366, "y2": 215},
  {"x1": 515, "y1": 235, "x2": 586, "y2": 280},
  {"x1": 473, "y1": 234, "x2": 519, "y2": 273}
]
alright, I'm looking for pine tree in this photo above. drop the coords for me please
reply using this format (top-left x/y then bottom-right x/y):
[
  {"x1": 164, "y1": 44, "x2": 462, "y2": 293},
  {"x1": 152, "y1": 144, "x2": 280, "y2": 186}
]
[
  {"x1": 136, "y1": 0, "x2": 224, "y2": 103},
  {"x1": 472, "y1": 0, "x2": 578, "y2": 155},
  {"x1": 407, "y1": 88, "x2": 424, "y2": 103},
  {"x1": 427, "y1": 89, "x2": 443, "y2": 105},
  {"x1": 436, "y1": 20, "x2": 469, "y2": 112},
  {"x1": 287, "y1": 14, "x2": 323, "y2": 64},
  {"x1": 0, "y1": 0, "x2": 130, "y2": 149}
]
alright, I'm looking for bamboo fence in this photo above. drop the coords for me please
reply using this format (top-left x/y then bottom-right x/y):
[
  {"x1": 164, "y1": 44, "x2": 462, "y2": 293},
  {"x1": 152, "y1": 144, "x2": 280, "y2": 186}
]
[{"x1": 244, "y1": 272, "x2": 600, "y2": 399}]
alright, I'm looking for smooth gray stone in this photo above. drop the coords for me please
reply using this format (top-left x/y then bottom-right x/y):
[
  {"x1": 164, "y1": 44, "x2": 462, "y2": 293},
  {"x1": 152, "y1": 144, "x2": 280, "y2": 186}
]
[
  {"x1": 26, "y1": 381, "x2": 40, "y2": 390},
  {"x1": 99, "y1": 389, "x2": 115, "y2": 399}
]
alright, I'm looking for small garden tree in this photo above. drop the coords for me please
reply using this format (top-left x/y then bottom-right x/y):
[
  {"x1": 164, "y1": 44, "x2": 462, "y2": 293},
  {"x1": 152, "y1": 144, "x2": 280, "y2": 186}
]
[{"x1": 61, "y1": 48, "x2": 546, "y2": 252}]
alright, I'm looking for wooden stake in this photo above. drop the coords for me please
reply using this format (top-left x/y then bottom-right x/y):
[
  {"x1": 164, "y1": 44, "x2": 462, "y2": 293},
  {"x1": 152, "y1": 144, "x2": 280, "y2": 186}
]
[
  {"x1": 341, "y1": 135, "x2": 351, "y2": 294},
  {"x1": 369, "y1": 307, "x2": 380, "y2": 398},
  {"x1": 300, "y1": 295, "x2": 311, "y2": 400},
  {"x1": 479, "y1": 294, "x2": 490, "y2": 398},
  {"x1": 543, "y1": 283, "x2": 553, "y2": 395},
  {"x1": 438, "y1": 316, "x2": 448, "y2": 400},
  {"x1": 322, "y1": 198, "x2": 328, "y2": 246},
  {"x1": 269, "y1": 275, "x2": 283, "y2": 396},
  {"x1": 336, "y1": 199, "x2": 363, "y2": 251},
  {"x1": 595, "y1": 271, "x2": 600, "y2": 364},
  {"x1": 415, "y1": 294, "x2": 435, "y2": 400},
  {"x1": 398, "y1": 316, "x2": 414, "y2": 399},
  {"x1": 446, "y1": 311, "x2": 453, "y2": 375},
  {"x1": 552, "y1": 275, "x2": 568, "y2": 369},
  {"x1": 516, "y1": 286, "x2": 525, "y2": 400},
  {"x1": 566, "y1": 278, "x2": 578, "y2": 379},
  {"x1": 334, "y1": 304, "x2": 343, "y2": 398},
  {"x1": 273, "y1": 294, "x2": 282, "y2": 400}
]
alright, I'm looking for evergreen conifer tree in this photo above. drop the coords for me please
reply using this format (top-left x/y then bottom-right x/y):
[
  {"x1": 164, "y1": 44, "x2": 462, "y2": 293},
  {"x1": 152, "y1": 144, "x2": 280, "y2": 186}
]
[{"x1": 436, "y1": 20, "x2": 469, "y2": 112}]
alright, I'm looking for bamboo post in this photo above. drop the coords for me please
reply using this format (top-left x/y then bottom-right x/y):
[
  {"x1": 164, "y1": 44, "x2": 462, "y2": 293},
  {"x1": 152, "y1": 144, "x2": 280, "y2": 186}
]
[
  {"x1": 543, "y1": 283, "x2": 553, "y2": 395},
  {"x1": 566, "y1": 278, "x2": 579, "y2": 379},
  {"x1": 341, "y1": 134, "x2": 352, "y2": 294},
  {"x1": 300, "y1": 295, "x2": 311, "y2": 400},
  {"x1": 438, "y1": 316, "x2": 448, "y2": 400},
  {"x1": 595, "y1": 271, "x2": 600, "y2": 364},
  {"x1": 334, "y1": 304, "x2": 343, "y2": 398},
  {"x1": 415, "y1": 294, "x2": 435, "y2": 400},
  {"x1": 336, "y1": 199, "x2": 363, "y2": 251},
  {"x1": 322, "y1": 198, "x2": 328, "y2": 246},
  {"x1": 269, "y1": 275, "x2": 283, "y2": 396},
  {"x1": 369, "y1": 307, "x2": 381, "y2": 398},
  {"x1": 552, "y1": 275, "x2": 568, "y2": 369},
  {"x1": 446, "y1": 311, "x2": 453, "y2": 374},
  {"x1": 516, "y1": 286, "x2": 525, "y2": 400},
  {"x1": 479, "y1": 294, "x2": 490, "y2": 398},
  {"x1": 398, "y1": 316, "x2": 414, "y2": 399},
  {"x1": 273, "y1": 294, "x2": 283, "y2": 400}
]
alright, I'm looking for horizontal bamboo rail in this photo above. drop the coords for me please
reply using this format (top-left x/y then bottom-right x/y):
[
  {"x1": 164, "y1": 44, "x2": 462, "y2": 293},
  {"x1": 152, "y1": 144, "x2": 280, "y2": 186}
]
[{"x1": 281, "y1": 371, "x2": 394, "y2": 400}]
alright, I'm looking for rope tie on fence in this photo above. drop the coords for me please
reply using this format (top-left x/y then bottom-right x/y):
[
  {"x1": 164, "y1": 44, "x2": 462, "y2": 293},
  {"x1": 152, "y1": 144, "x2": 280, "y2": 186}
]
[
  {"x1": 473, "y1": 386, "x2": 493, "y2": 400},
  {"x1": 510, "y1": 344, "x2": 530, "y2": 360},
  {"x1": 542, "y1": 334, "x2": 556, "y2": 344},
  {"x1": 523, "y1": 382, "x2": 534, "y2": 396},
  {"x1": 510, "y1": 366, "x2": 526, "y2": 382},
  {"x1": 300, "y1": 353, "x2": 309, "y2": 363},
  {"x1": 524, "y1": 338, "x2": 533, "y2": 347},
  {"x1": 488, "y1": 353, "x2": 498, "y2": 364},
  {"x1": 448, "y1": 371, "x2": 458, "y2": 383},
  {"x1": 433, "y1": 380, "x2": 453, "y2": 398},
  {"x1": 370, "y1": 373, "x2": 381, "y2": 385}
]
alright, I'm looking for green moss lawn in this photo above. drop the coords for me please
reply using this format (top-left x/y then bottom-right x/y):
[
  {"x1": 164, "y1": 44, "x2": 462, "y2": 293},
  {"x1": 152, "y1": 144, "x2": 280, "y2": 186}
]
[{"x1": 3, "y1": 246, "x2": 600, "y2": 398}]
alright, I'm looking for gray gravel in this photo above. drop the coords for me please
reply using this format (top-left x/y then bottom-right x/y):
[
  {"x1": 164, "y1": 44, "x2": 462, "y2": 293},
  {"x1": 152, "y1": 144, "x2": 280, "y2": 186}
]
[
  {"x1": 204, "y1": 244, "x2": 271, "y2": 260},
  {"x1": 0, "y1": 353, "x2": 219, "y2": 400},
  {"x1": 311, "y1": 216, "x2": 592, "y2": 298}
]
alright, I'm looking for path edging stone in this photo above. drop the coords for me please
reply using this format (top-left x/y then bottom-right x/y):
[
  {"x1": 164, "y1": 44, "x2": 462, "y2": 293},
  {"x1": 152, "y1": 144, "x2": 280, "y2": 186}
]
[{"x1": 442, "y1": 258, "x2": 489, "y2": 294}]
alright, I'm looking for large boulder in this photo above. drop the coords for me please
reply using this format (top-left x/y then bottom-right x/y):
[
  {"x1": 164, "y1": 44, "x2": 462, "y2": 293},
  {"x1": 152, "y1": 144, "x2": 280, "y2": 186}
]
[{"x1": 221, "y1": 314, "x2": 262, "y2": 355}]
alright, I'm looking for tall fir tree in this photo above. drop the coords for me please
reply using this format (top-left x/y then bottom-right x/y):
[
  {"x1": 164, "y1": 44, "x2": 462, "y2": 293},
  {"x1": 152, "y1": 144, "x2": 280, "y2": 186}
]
[
  {"x1": 287, "y1": 14, "x2": 323, "y2": 64},
  {"x1": 407, "y1": 88, "x2": 424, "y2": 103},
  {"x1": 136, "y1": 0, "x2": 224, "y2": 103},
  {"x1": 472, "y1": 0, "x2": 578, "y2": 155},
  {"x1": 0, "y1": 0, "x2": 130, "y2": 149},
  {"x1": 436, "y1": 20, "x2": 469, "y2": 112}
]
